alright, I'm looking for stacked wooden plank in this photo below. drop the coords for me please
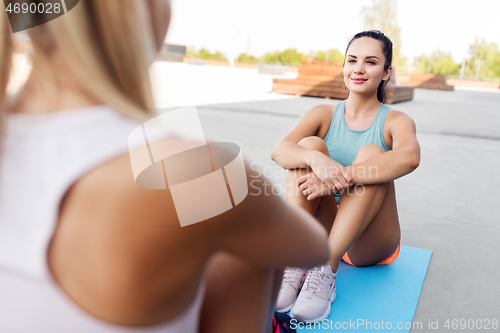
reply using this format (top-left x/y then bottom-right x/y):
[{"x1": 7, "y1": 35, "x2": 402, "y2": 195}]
[
  {"x1": 386, "y1": 85, "x2": 415, "y2": 104},
  {"x1": 446, "y1": 78, "x2": 500, "y2": 89},
  {"x1": 272, "y1": 60, "x2": 414, "y2": 103},
  {"x1": 272, "y1": 60, "x2": 349, "y2": 99},
  {"x1": 383, "y1": 74, "x2": 413, "y2": 103},
  {"x1": 397, "y1": 73, "x2": 454, "y2": 91}
]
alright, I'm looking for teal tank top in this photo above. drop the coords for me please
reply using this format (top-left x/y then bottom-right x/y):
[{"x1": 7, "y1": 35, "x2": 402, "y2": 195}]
[{"x1": 322, "y1": 100, "x2": 391, "y2": 204}]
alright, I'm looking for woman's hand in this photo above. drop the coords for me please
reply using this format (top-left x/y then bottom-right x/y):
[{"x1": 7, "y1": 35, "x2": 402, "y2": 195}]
[
  {"x1": 297, "y1": 171, "x2": 333, "y2": 201},
  {"x1": 300, "y1": 151, "x2": 353, "y2": 199}
]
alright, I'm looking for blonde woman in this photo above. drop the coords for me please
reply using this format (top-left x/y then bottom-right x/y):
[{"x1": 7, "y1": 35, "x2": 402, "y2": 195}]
[{"x1": 0, "y1": 1, "x2": 329, "y2": 332}]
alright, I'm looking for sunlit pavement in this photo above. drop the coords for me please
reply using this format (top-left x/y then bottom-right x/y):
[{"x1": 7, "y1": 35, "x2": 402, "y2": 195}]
[
  {"x1": 155, "y1": 62, "x2": 500, "y2": 332},
  {"x1": 150, "y1": 60, "x2": 297, "y2": 108}
]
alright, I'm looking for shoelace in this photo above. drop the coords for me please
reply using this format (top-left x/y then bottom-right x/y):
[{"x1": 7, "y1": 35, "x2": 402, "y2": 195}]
[
  {"x1": 283, "y1": 267, "x2": 304, "y2": 285},
  {"x1": 303, "y1": 266, "x2": 329, "y2": 295}
]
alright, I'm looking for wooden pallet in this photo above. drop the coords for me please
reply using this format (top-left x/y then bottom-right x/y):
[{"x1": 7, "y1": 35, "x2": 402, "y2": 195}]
[
  {"x1": 297, "y1": 60, "x2": 344, "y2": 77},
  {"x1": 272, "y1": 79, "x2": 350, "y2": 99},
  {"x1": 446, "y1": 78, "x2": 500, "y2": 89},
  {"x1": 386, "y1": 85, "x2": 414, "y2": 104},
  {"x1": 397, "y1": 73, "x2": 454, "y2": 91},
  {"x1": 272, "y1": 59, "x2": 414, "y2": 103}
]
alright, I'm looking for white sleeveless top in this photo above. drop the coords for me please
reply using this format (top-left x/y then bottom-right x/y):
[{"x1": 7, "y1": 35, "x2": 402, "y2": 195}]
[{"x1": 0, "y1": 105, "x2": 205, "y2": 332}]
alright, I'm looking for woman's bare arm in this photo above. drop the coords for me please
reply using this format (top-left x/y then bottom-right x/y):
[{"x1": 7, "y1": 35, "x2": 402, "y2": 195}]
[
  {"x1": 208, "y1": 158, "x2": 330, "y2": 269},
  {"x1": 345, "y1": 110, "x2": 420, "y2": 185},
  {"x1": 271, "y1": 104, "x2": 332, "y2": 170}
]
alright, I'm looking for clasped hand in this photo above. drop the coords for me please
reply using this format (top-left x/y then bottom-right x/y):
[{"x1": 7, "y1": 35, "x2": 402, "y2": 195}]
[{"x1": 297, "y1": 154, "x2": 353, "y2": 201}]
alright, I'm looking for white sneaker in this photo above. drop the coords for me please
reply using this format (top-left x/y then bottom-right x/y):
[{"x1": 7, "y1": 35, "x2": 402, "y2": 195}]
[
  {"x1": 276, "y1": 267, "x2": 308, "y2": 313},
  {"x1": 290, "y1": 264, "x2": 336, "y2": 322}
]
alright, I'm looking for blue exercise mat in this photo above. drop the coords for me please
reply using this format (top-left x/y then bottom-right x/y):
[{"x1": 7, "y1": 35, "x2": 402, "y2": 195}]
[{"x1": 293, "y1": 245, "x2": 432, "y2": 332}]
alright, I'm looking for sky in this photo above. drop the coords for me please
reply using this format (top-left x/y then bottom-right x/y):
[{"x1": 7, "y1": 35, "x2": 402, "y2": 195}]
[{"x1": 166, "y1": 0, "x2": 500, "y2": 63}]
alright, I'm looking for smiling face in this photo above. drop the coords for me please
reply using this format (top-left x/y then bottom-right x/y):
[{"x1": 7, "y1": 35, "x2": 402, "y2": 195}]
[{"x1": 343, "y1": 37, "x2": 392, "y2": 97}]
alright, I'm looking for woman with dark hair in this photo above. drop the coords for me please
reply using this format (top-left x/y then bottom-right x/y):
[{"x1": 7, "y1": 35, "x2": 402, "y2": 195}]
[{"x1": 271, "y1": 30, "x2": 421, "y2": 322}]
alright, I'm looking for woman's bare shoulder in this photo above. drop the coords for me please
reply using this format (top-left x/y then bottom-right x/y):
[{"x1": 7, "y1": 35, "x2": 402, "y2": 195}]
[
  {"x1": 51, "y1": 143, "x2": 217, "y2": 323},
  {"x1": 312, "y1": 104, "x2": 336, "y2": 138},
  {"x1": 383, "y1": 108, "x2": 418, "y2": 151},
  {"x1": 385, "y1": 108, "x2": 417, "y2": 131},
  {"x1": 386, "y1": 108, "x2": 415, "y2": 123},
  {"x1": 306, "y1": 103, "x2": 335, "y2": 122},
  {"x1": 278, "y1": 103, "x2": 335, "y2": 142},
  {"x1": 78, "y1": 137, "x2": 221, "y2": 232}
]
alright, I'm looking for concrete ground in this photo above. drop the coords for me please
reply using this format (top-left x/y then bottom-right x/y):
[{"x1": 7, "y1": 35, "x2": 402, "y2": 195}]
[
  {"x1": 154, "y1": 63, "x2": 500, "y2": 332},
  {"x1": 150, "y1": 61, "x2": 297, "y2": 108}
]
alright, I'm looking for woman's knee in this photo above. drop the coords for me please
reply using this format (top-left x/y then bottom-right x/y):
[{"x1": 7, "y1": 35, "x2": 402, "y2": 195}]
[
  {"x1": 353, "y1": 144, "x2": 384, "y2": 164},
  {"x1": 297, "y1": 136, "x2": 329, "y2": 156}
]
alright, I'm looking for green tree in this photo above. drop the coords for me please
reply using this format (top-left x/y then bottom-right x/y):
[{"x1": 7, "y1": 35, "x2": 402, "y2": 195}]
[
  {"x1": 186, "y1": 47, "x2": 227, "y2": 61},
  {"x1": 186, "y1": 46, "x2": 197, "y2": 58},
  {"x1": 463, "y1": 39, "x2": 500, "y2": 78},
  {"x1": 361, "y1": 0, "x2": 407, "y2": 73},
  {"x1": 237, "y1": 53, "x2": 259, "y2": 63},
  {"x1": 314, "y1": 49, "x2": 345, "y2": 62},
  {"x1": 414, "y1": 50, "x2": 460, "y2": 75},
  {"x1": 198, "y1": 48, "x2": 227, "y2": 61},
  {"x1": 260, "y1": 48, "x2": 310, "y2": 65}
]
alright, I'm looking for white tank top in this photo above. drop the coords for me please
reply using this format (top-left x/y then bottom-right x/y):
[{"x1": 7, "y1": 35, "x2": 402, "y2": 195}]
[{"x1": 0, "y1": 105, "x2": 204, "y2": 332}]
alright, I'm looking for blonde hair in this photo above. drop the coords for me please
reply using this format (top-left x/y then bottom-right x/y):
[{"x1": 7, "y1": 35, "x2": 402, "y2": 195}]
[{"x1": 0, "y1": 0, "x2": 159, "y2": 141}]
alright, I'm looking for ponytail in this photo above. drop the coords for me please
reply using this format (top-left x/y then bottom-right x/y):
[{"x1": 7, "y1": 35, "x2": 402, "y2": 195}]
[{"x1": 377, "y1": 76, "x2": 389, "y2": 103}]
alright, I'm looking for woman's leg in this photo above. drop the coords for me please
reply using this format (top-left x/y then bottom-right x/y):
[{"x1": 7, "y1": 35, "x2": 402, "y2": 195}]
[
  {"x1": 275, "y1": 136, "x2": 337, "y2": 315},
  {"x1": 200, "y1": 251, "x2": 283, "y2": 333},
  {"x1": 282, "y1": 141, "x2": 400, "y2": 322},
  {"x1": 327, "y1": 144, "x2": 401, "y2": 272},
  {"x1": 285, "y1": 136, "x2": 338, "y2": 232},
  {"x1": 284, "y1": 137, "x2": 339, "y2": 322}
]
